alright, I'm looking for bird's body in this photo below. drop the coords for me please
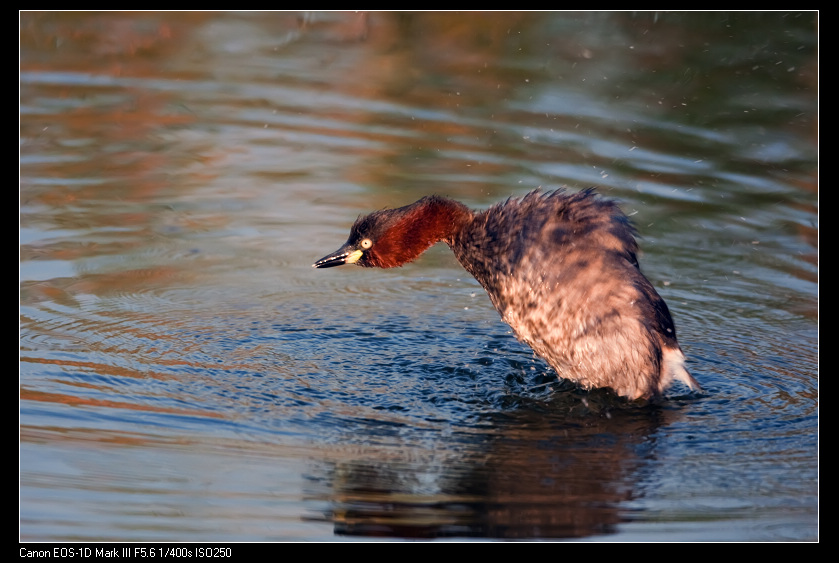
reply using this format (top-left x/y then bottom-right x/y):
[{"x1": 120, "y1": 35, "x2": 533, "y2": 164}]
[{"x1": 314, "y1": 189, "x2": 700, "y2": 401}]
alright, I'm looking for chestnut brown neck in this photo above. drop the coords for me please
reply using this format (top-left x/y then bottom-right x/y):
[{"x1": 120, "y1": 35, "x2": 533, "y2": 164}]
[{"x1": 364, "y1": 196, "x2": 473, "y2": 268}]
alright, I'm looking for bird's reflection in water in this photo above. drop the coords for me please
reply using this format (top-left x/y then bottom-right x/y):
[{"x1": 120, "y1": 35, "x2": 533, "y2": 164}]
[{"x1": 311, "y1": 391, "x2": 685, "y2": 539}]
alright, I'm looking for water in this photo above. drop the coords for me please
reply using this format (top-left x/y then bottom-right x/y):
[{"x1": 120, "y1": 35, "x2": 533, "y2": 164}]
[{"x1": 20, "y1": 11, "x2": 817, "y2": 541}]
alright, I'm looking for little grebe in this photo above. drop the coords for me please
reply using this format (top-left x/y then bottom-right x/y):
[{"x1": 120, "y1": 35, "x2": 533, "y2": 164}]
[{"x1": 313, "y1": 189, "x2": 700, "y2": 401}]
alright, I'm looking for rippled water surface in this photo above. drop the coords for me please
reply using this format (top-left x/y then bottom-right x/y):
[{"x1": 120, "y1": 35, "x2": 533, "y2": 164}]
[{"x1": 20, "y1": 12, "x2": 817, "y2": 541}]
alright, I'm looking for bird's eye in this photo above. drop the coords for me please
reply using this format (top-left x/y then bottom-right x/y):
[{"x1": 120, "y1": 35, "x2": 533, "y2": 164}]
[{"x1": 360, "y1": 238, "x2": 373, "y2": 249}]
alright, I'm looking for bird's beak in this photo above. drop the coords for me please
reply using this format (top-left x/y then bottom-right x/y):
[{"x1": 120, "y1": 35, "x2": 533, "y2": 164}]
[{"x1": 312, "y1": 243, "x2": 364, "y2": 268}]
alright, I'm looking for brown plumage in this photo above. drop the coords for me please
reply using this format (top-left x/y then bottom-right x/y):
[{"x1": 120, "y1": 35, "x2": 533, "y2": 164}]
[{"x1": 313, "y1": 189, "x2": 701, "y2": 401}]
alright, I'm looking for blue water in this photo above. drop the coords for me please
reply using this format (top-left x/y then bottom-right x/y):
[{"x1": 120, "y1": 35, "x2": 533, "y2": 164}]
[{"x1": 20, "y1": 11, "x2": 817, "y2": 541}]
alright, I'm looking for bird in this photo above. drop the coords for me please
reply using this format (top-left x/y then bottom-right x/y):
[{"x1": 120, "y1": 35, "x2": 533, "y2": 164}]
[{"x1": 313, "y1": 189, "x2": 700, "y2": 401}]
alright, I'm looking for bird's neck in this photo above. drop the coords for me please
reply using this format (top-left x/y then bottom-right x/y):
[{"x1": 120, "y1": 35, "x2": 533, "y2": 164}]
[{"x1": 370, "y1": 196, "x2": 472, "y2": 268}]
